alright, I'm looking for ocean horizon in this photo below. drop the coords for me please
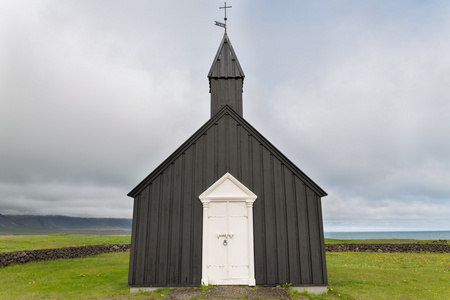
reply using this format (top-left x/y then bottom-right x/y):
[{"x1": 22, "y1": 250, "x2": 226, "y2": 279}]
[{"x1": 324, "y1": 230, "x2": 450, "y2": 240}]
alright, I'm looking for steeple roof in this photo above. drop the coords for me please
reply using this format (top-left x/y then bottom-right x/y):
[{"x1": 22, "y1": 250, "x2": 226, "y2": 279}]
[{"x1": 208, "y1": 33, "x2": 245, "y2": 79}]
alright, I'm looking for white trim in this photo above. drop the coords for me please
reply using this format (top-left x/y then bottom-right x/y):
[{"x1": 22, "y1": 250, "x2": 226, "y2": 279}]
[
  {"x1": 201, "y1": 200, "x2": 210, "y2": 285},
  {"x1": 246, "y1": 200, "x2": 256, "y2": 286},
  {"x1": 199, "y1": 172, "x2": 257, "y2": 202},
  {"x1": 199, "y1": 172, "x2": 257, "y2": 286}
]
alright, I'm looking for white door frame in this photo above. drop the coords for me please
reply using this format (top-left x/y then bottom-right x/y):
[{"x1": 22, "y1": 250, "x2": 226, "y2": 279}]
[{"x1": 199, "y1": 172, "x2": 257, "y2": 286}]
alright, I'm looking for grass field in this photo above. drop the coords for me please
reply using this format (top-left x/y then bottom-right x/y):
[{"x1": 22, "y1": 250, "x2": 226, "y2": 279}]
[
  {"x1": 0, "y1": 252, "x2": 169, "y2": 300},
  {"x1": 324, "y1": 238, "x2": 428, "y2": 244},
  {"x1": 1, "y1": 234, "x2": 433, "y2": 253},
  {"x1": 0, "y1": 233, "x2": 131, "y2": 253},
  {"x1": 1, "y1": 235, "x2": 449, "y2": 299},
  {"x1": 326, "y1": 252, "x2": 449, "y2": 299},
  {"x1": 1, "y1": 251, "x2": 448, "y2": 299}
]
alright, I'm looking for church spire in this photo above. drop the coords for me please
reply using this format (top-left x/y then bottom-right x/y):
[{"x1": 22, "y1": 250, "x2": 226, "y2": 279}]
[{"x1": 208, "y1": 33, "x2": 245, "y2": 117}]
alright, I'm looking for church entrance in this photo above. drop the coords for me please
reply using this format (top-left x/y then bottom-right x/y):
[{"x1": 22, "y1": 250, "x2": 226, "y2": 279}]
[
  {"x1": 207, "y1": 201, "x2": 249, "y2": 284},
  {"x1": 199, "y1": 173, "x2": 257, "y2": 286}
]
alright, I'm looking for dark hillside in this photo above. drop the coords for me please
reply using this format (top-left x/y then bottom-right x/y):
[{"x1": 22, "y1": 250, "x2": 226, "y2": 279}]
[
  {"x1": 0, "y1": 214, "x2": 131, "y2": 233},
  {"x1": 0, "y1": 214, "x2": 18, "y2": 228}
]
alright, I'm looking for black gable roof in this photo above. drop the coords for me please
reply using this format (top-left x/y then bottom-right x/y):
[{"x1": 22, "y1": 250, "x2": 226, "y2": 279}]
[{"x1": 128, "y1": 106, "x2": 327, "y2": 198}]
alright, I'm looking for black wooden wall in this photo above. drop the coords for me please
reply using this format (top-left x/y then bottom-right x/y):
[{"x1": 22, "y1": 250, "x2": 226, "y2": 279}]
[
  {"x1": 128, "y1": 106, "x2": 327, "y2": 287},
  {"x1": 210, "y1": 78, "x2": 243, "y2": 117},
  {"x1": 208, "y1": 34, "x2": 245, "y2": 118}
]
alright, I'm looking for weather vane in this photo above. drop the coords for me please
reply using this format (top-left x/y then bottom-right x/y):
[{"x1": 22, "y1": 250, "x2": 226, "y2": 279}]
[{"x1": 215, "y1": 2, "x2": 231, "y2": 33}]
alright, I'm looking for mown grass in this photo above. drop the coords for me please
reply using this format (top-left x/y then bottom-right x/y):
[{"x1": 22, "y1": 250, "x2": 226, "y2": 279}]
[
  {"x1": 1, "y1": 251, "x2": 448, "y2": 299},
  {"x1": 324, "y1": 238, "x2": 432, "y2": 244},
  {"x1": 1, "y1": 235, "x2": 449, "y2": 299},
  {"x1": 0, "y1": 252, "x2": 169, "y2": 300},
  {"x1": 1, "y1": 234, "x2": 431, "y2": 253},
  {"x1": 326, "y1": 252, "x2": 450, "y2": 299},
  {"x1": 0, "y1": 233, "x2": 131, "y2": 253}
]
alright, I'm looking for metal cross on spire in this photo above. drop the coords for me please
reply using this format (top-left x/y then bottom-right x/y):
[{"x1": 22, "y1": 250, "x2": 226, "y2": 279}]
[
  {"x1": 220, "y1": 2, "x2": 232, "y2": 22},
  {"x1": 215, "y1": 2, "x2": 232, "y2": 33}
]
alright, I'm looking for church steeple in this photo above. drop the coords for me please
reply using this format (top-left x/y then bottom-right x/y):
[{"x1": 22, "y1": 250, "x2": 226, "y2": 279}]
[{"x1": 208, "y1": 33, "x2": 245, "y2": 117}]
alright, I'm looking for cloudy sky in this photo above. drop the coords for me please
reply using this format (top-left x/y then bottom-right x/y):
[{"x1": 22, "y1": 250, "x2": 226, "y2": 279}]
[{"x1": 1, "y1": 1, "x2": 449, "y2": 232}]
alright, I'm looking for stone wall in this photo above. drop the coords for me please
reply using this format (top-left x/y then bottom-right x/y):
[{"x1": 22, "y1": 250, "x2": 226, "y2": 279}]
[
  {"x1": 0, "y1": 244, "x2": 130, "y2": 267},
  {"x1": 326, "y1": 243, "x2": 450, "y2": 253},
  {"x1": 2, "y1": 243, "x2": 449, "y2": 268}
]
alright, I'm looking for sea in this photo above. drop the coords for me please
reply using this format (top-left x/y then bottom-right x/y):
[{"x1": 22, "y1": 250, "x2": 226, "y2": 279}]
[{"x1": 324, "y1": 231, "x2": 450, "y2": 240}]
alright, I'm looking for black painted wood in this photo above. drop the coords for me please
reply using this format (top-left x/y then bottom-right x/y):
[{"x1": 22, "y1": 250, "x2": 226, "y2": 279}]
[
  {"x1": 180, "y1": 151, "x2": 192, "y2": 284},
  {"x1": 208, "y1": 34, "x2": 244, "y2": 117},
  {"x1": 318, "y1": 197, "x2": 328, "y2": 284},
  {"x1": 261, "y1": 147, "x2": 277, "y2": 285},
  {"x1": 192, "y1": 139, "x2": 204, "y2": 285},
  {"x1": 146, "y1": 180, "x2": 160, "y2": 284},
  {"x1": 128, "y1": 106, "x2": 327, "y2": 287},
  {"x1": 306, "y1": 186, "x2": 323, "y2": 284},
  {"x1": 229, "y1": 118, "x2": 238, "y2": 176},
  {"x1": 156, "y1": 168, "x2": 171, "y2": 284},
  {"x1": 285, "y1": 169, "x2": 300, "y2": 283},
  {"x1": 127, "y1": 197, "x2": 139, "y2": 285},
  {"x1": 256, "y1": 143, "x2": 270, "y2": 284},
  {"x1": 296, "y1": 179, "x2": 312, "y2": 284},
  {"x1": 135, "y1": 190, "x2": 149, "y2": 285},
  {"x1": 128, "y1": 33, "x2": 327, "y2": 288},
  {"x1": 169, "y1": 159, "x2": 182, "y2": 283}
]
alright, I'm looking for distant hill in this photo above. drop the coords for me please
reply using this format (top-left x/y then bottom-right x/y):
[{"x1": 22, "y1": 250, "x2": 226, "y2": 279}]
[{"x1": 0, "y1": 214, "x2": 132, "y2": 234}]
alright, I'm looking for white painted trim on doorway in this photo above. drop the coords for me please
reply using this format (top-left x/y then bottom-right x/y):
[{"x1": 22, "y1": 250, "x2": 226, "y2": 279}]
[{"x1": 199, "y1": 172, "x2": 257, "y2": 286}]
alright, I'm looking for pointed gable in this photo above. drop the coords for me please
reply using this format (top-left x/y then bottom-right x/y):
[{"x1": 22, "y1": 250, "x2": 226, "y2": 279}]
[
  {"x1": 199, "y1": 172, "x2": 257, "y2": 201},
  {"x1": 128, "y1": 105, "x2": 328, "y2": 287},
  {"x1": 128, "y1": 105, "x2": 326, "y2": 198}
]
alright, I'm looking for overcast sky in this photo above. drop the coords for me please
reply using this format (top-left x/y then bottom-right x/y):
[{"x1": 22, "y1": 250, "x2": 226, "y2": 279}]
[{"x1": 1, "y1": 1, "x2": 449, "y2": 232}]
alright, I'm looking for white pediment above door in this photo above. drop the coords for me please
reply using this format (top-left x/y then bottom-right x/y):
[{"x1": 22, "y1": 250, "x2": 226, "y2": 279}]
[{"x1": 199, "y1": 172, "x2": 257, "y2": 201}]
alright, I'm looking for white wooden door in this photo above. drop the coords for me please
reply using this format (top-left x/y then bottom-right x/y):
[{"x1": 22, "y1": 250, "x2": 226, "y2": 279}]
[
  {"x1": 207, "y1": 201, "x2": 249, "y2": 284},
  {"x1": 199, "y1": 172, "x2": 257, "y2": 286}
]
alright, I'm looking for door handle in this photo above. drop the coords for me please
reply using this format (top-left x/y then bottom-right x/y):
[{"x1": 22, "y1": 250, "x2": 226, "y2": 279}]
[{"x1": 216, "y1": 232, "x2": 234, "y2": 239}]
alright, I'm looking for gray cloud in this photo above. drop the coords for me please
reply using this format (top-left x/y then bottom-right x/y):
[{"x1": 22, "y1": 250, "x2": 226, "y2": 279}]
[{"x1": 1, "y1": 1, "x2": 449, "y2": 231}]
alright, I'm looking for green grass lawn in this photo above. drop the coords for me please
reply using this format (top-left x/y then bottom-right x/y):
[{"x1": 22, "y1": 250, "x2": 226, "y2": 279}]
[
  {"x1": 1, "y1": 234, "x2": 431, "y2": 253},
  {"x1": 0, "y1": 233, "x2": 131, "y2": 253},
  {"x1": 324, "y1": 238, "x2": 433, "y2": 244},
  {"x1": 1, "y1": 235, "x2": 449, "y2": 299},
  {"x1": 0, "y1": 252, "x2": 169, "y2": 300},
  {"x1": 326, "y1": 252, "x2": 450, "y2": 300},
  {"x1": 1, "y1": 251, "x2": 448, "y2": 299}
]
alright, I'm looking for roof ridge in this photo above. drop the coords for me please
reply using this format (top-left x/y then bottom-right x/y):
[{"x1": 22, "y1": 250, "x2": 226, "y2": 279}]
[{"x1": 128, "y1": 105, "x2": 327, "y2": 198}]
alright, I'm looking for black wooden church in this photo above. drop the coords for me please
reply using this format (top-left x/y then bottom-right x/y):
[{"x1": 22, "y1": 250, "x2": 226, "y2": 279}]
[{"x1": 128, "y1": 33, "x2": 328, "y2": 293}]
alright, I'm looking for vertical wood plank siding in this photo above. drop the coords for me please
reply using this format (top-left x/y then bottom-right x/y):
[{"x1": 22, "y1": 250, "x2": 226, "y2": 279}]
[
  {"x1": 129, "y1": 108, "x2": 327, "y2": 287},
  {"x1": 146, "y1": 178, "x2": 160, "y2": 283},
  {"x1": 285, "y1": 170, "x2": 300, "y2": 283},
  {"x1": 127, "y1": 197, "x2": 139, "y2": 285},
  {"x1": 210, "y1": 79, "x2": 243, "y2": 116},
  {"x1": 296, "y1": 179, "x2": 312, "y2": 283}
]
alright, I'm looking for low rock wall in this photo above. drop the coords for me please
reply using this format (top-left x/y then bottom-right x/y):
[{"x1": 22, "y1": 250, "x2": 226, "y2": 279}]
[
  {"x1": 0, "y1": 244, "x2": 130, "y2": 267},
  {"x1": 326, "y1": 243, "x2": 450, "y2": 253},
  {"x1": 2, "y1": 243, "x2": 449, "y2": 267}
]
